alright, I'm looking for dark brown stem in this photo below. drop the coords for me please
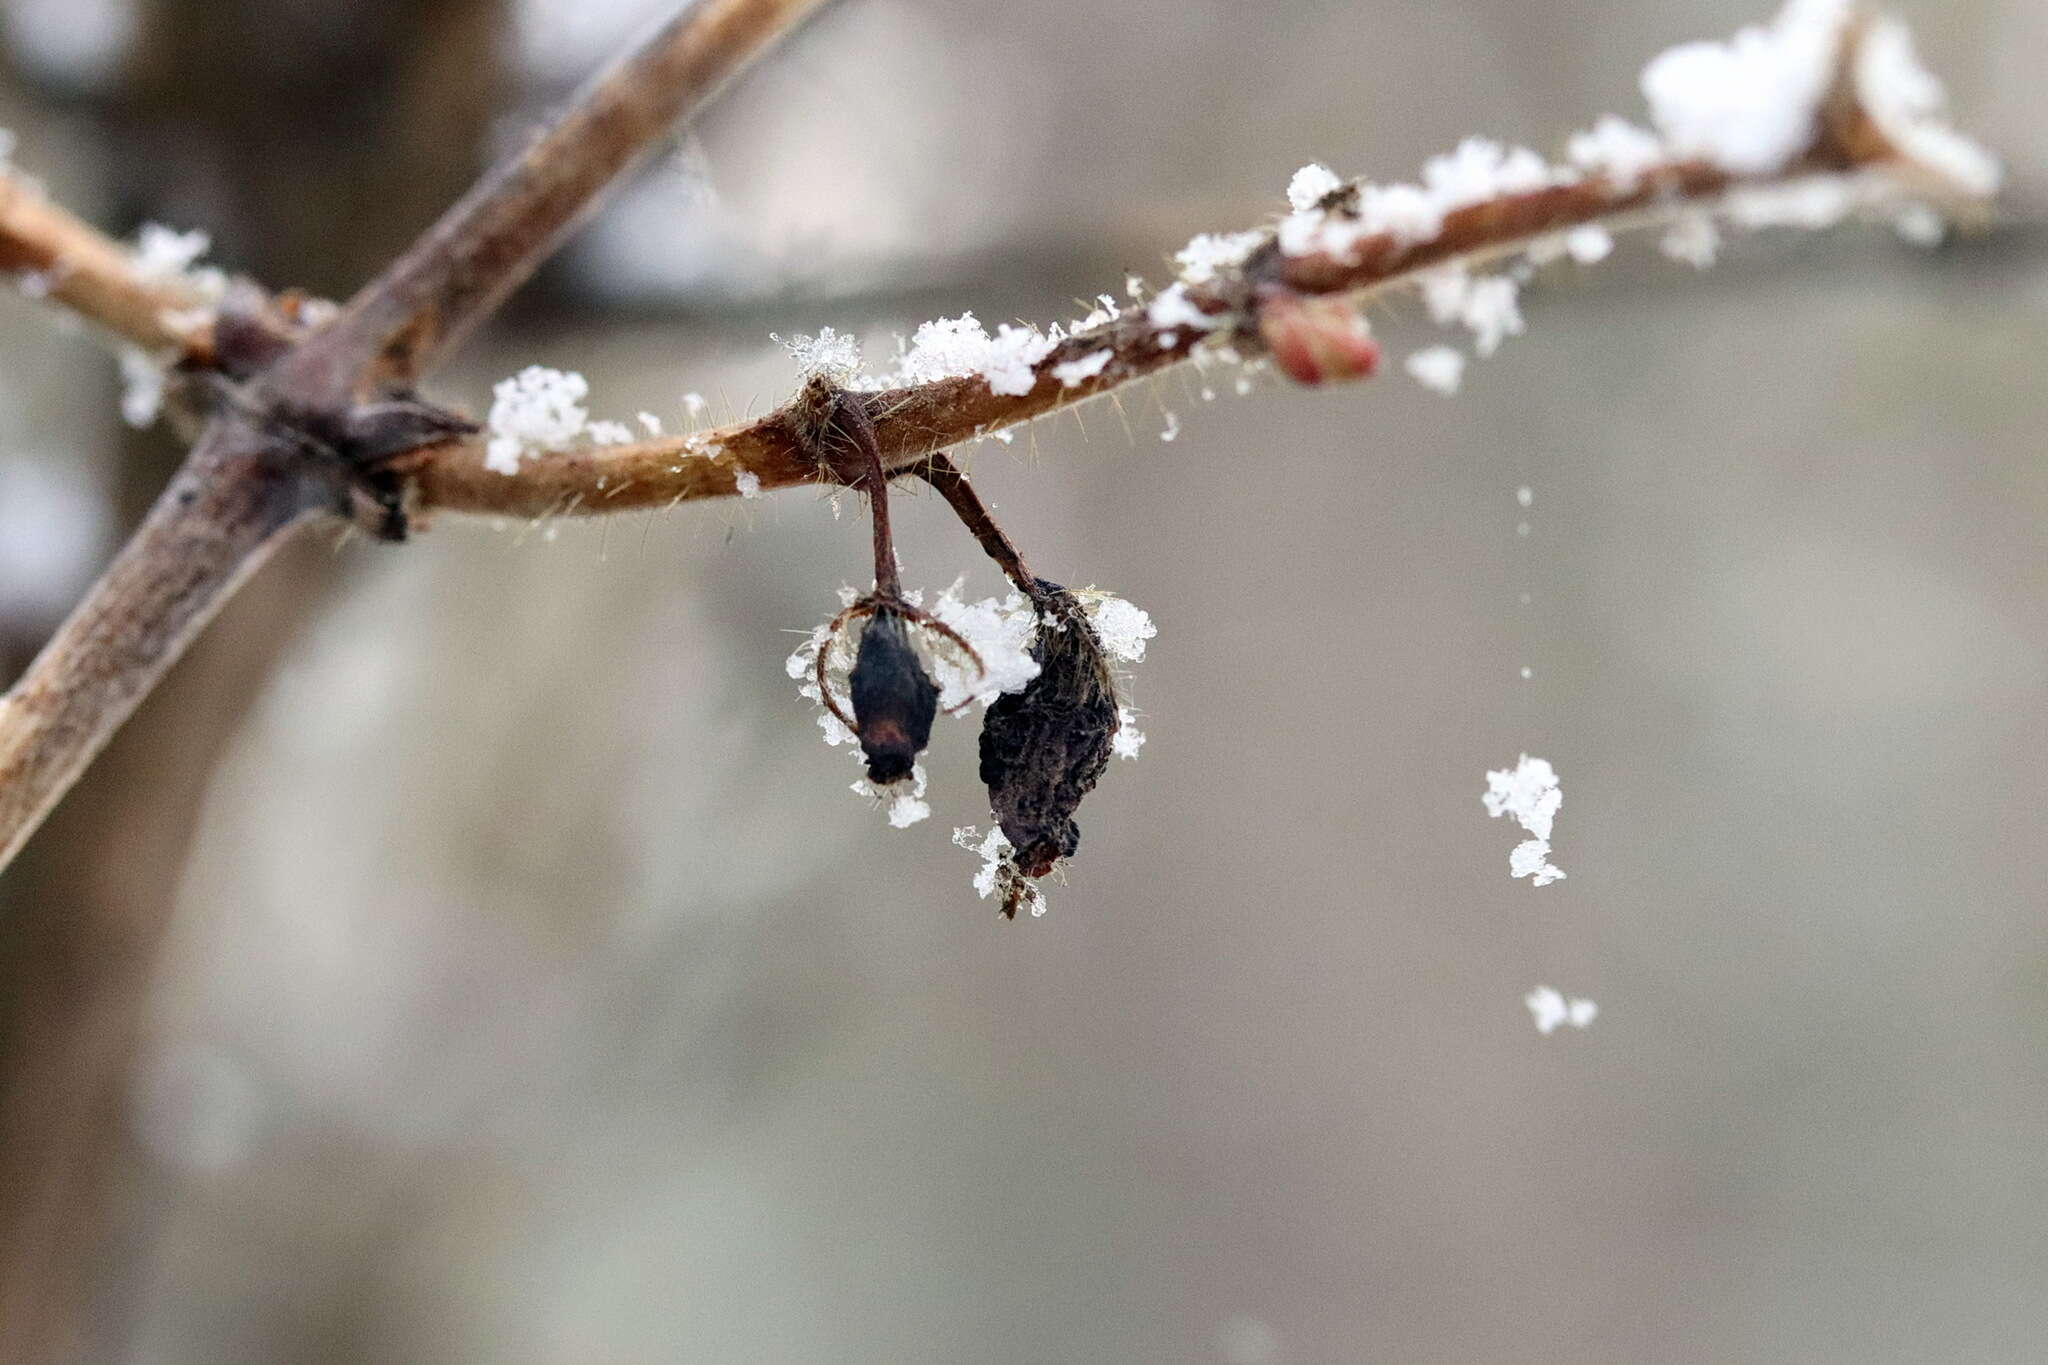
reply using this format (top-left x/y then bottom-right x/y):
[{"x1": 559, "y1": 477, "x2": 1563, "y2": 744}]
[
  {"x1": 913, "y1": 454, "x2": 1041, "y2": 601},
  {"x1": 834, "y1": 395, "x2": 902, "y2": 597},
  {"x1": 272, "y1": 0, "x2": 830, "y2": 399}
]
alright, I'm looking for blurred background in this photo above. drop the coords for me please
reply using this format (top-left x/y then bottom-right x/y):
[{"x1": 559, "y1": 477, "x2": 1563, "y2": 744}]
[{"x1": 2, "y1": 0, "x2": 2045, "y2": 1360}]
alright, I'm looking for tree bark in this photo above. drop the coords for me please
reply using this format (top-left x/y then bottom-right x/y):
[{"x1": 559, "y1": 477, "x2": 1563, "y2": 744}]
[{"x1": 0, "y1": 3, "x2": 505, "y2": 1357}]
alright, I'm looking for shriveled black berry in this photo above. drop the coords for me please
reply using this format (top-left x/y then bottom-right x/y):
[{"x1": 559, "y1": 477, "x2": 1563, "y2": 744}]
[
  {"x1": 979, "y1": 581, "x2": 1118, "y2": 883},
  {"x1": 850, "y1": 605, "x2": 938, "y2": 785}
]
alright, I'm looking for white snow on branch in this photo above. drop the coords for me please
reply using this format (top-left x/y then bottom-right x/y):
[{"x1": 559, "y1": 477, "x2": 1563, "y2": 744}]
[
  {"x1": 117, "y1": 347, "x2": 164, "y2": 428},
  {"x1": 1418, "y1": 266, "x2": 1525, "y2": 357},
  {"x1": 1174, "y1": 230, "x2": 1265, "y2": 286},
  {"x1": 1287, "y1": 162, "x2": 1343, "y2": 212},
  {"x1": 485, "y1": 365, "x2": 592, "y2": 475},
  {"x1": 1640, "y1": 0, "x2": 1850, "y2": 175},
  {"x1": 1566, "y1": 115, "x2": 1665, "y2": 190},
  {"x1": 868, "y1": 312, "x2": 1058, "y2": 397},
  {"x1": 1484, "y1": 754, "x2": 1566, "y2": 887},
  {"x1": 775, "y1": 326, "x2": 862, "y2": 381},
  {"x1": 1854, "y1": 17, "x2": 2002, "y2": 198},
  {"x1": 1279, "y1": 136, "x2": 1571, "y2": 265},
  {"x1": 131, "y1": 222, "x2": 226, "y2": 302},
  {"x1": 1052, "y1": 348, "x2": 1113, "y2": 388},
  {"x1": 898, "y1": 314, "x2": 993, "y2": 385},
  {"x1": 1564, "y1": 224, "x2": 1615, "y2": 264},
  {"x1": 981, "y1": 324, "x2": 1056, "y2": 396},
  {"x1": 1526, "y1": 986, "x2": 1599, "y2": 1035},
  {"x1": 1145, "y1": 283, "x2": 1224, "y2": 333}
]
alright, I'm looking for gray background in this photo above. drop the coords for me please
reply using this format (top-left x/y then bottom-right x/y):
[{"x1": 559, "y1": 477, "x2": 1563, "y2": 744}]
[{"x1": 3, "y1": 0, "x2": 2046, "y2": 1359}]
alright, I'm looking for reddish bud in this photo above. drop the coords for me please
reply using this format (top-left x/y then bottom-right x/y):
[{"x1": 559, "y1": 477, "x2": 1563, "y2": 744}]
[{"x1": 1256, "y1": 288, "x2": 1381, "y2": 386}]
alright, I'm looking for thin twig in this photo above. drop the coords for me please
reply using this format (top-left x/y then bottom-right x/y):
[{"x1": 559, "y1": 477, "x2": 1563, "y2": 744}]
[
  {"x1": 0, "y1": 3, "x2": 2000, "y2": 882},
  {"x1": 406, "y1": 158, "x2": 1920, "y2": 519},
  {"x1": 0, "y1": 0, "x2": 829, "y2": 876},
  {"x1": 839, "y1": 397, "x2": 901, "y2": 597},
  {"x1": 0, "y1": 170, "x2": 216, "y2": 361},
  {"x1": 271, "y1": 0, "x2": 831, "y2": 398}
]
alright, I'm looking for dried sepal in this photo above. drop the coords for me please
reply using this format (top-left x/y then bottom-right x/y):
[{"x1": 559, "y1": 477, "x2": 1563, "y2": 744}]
[
  {"x1": 809, "y1": 593, "x2": 986, "y2": 788},
  {"x1": 977, "y1": 581, "x2": 1120, "y2": 905}
]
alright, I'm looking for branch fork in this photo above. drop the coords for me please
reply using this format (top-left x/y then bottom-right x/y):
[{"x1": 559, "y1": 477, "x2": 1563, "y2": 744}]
[{"x1": 0, "y1": 0, "x2": 2004, "y2": 874}]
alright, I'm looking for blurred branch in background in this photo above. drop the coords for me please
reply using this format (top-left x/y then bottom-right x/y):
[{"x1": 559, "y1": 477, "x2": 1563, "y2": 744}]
[{"x1": 0, "y1": 0, "x2": 510, "y2": 1354}]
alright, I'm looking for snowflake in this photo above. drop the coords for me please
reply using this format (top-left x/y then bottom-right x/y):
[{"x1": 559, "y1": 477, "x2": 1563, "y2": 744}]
[
  {"x1": 1084, "y1": 594, "x2": 1156, "y2": 664},
  {"x1": 1174, "y1": 229, "x2": 1265, "y2": 285},
  {"x1": 1404, "y1": 346, "x2": 1465, "y2": 396},
  {"x1": 1052, "y1": 349, "x2": 1113, "y2": 388},
  {"x1": 981, "y1": 324, "x2": 1055, "y2": 397},
  {"x1": 1566, "y1": 115, "x2": 1666, "y2": 190},
  {"x1": 1640, "y1": 0, "x2": 1850, "y2": 176},
  {"x1": 1660, "y1": 213, "x2": 1721, "y2": 269},
  {"x1": 1112, "y1": 706, "x2": 1147, "y2": 760},
  {"x1": 485, "y1": 365, "x2": 591, "y2": 474},
  {"x1": 929, "y1": 585, "x2": 1042, "y2": 709},
  {"x1": 952, "y1": 825, "x2": 1046, "y2": 917},
  {"x1": 1145, "y1": 284, "x2": 1222, "y2": 333},
  {"x1": 1525, "y1": 986, "x2": 1599, "y2": 1035},
  {"x1": 1483, "y1": 754, "x2": 1566, "y2": 886},
  {"x1": 776, "y1": 326, "x2": 863, "y2": 381},
  {"x1": 1286, "y1": 162, "x2": 1343, "y2": 212}
]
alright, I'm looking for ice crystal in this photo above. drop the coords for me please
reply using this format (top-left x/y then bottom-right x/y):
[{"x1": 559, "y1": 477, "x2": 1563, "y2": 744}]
[
  {"x1": 1526, "y1": 986, "x2": 1599, "y2": 1035},
  {"x1": 1052, "y1": 348, "x2": 1113, "y2": 388},
  {"x1": 485, "y1": 366, "x2": 590, "y2": 474},
  {"x1": 1484, "y1": 754, "x2": 1566, "y2": 886},
  {"x1": 1404, "y1": 346, "x2": 1465, "y2": 395}
]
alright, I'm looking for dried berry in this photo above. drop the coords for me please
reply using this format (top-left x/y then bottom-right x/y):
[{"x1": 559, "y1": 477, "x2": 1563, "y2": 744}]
[
  {"x1": 850, "y1": 605, "x2": 938, "y2": 784},
  {"x1": 978, "y1": 582, "x2": 1119, "y2": 892}
]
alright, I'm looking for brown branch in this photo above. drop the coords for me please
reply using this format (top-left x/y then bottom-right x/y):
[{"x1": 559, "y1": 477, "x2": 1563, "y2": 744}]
[
  {"x1": 405, "y1": 156, "x2": 1927, "y2": 520},
  {"x1": 0, "y1": 0, "x2": 827, "y2": 879},
  {"x1": 2, "y1": 0, "x2": 831, "y2": 397},
  {"x1": 0, "y1": 421, "x2": 315, "y2": 867},
  {"x1": 0, "y1": 2, "x2": 2000, "y2": 881},
  {"x1": 271, "y1": 0, "x2": 831, "y2": 399},
  {"x1": 0, "y1": 169, "x2": 216, "y2": 361}
]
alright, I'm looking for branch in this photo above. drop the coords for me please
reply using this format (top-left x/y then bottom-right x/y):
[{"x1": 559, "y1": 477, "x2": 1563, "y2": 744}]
[
  {"x1": 0, "y1": 1, "x2": 2003, "y2": 877},
  {"x1": 0, "y1": 422, "x2": 314, "y2": 867},
  {"x1": 271, "y1": 0, "x2": 831, "y2": 399},
  {"x1": 408, "y1": 155, "x2": 1973, "y2": 521},
  {"x1": 0, "y1": 0, "x2": 829, "y2": 874},
  {"x1": 0, "y1": 170, "x2": 217, "y2": 361},
  {"x1": 405, "y1": 10, "x2": 2001, "y2": 519}
]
